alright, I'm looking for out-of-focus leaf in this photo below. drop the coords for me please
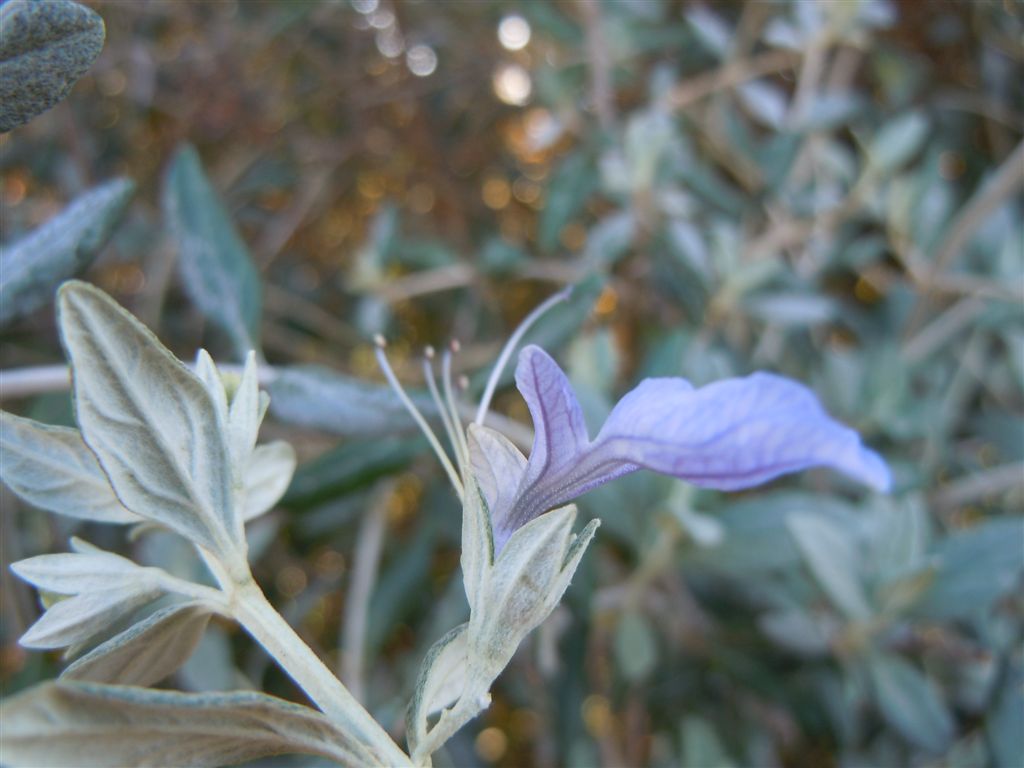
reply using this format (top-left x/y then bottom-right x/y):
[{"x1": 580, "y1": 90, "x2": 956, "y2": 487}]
[
  {"x1": 268, "y1": 365, "x2": 437, "y2": 438},
  {"x1": 613, "y1": 611, "x2": 658, "y2": 682},
  {"x1": 867, "y1": 651, "x2": 955, "y2": 753},
  {"x1": 987, "y1": 673, "x2": 1024, "y2": 768},
  {"x1": 243, "y1": 441, "x2": 296, "y2": 521},
  {"x1": 788, "y1": 512, "x2": 872, "y2": 621},
  {"x1": 793, "y1": 93, "x2": 866, "y2": 132},
  {"x1": 737, "y1": 80, "x2": 788, "y2": 129},
  {"x1": 0, "y1": 178, "x2": 134, "y2": 326},
  {"x1": 0, "y1": 411, "x2": 140, "y2": 524},
  {"x1": 57, "y1": 282, "x2": 242, "y2": 564},
  {"x1": 0, "y1": 0, "x2": 105, "y2": 132},
  {"x1": 0, "y1": 681, "x2": 378, "y2": 767},
  {"x1": 61, "y1": 601, "x2": 213, "y2": 686},
  {"x1": 866, "y1": 111, "x2": 930, "y2": 174},
  {"x1": 680, "y1": 716, "x2": 736, "y2": 768},
  {"x1": 758, "y1": 607, "x2": 836, "y2": 657},
  {"x1": 684, "y1": 6, "x2": 732, "y2": 57},
  {"x1": 744, "y1": 292, "x2": 838, "y2": 327},
  {"x1": 283, "y1": 437, "x2": 420, "y2": 510},
  {"x1": 539, "y1": 151, "x2": 597, "y2": 252},
  {"x1": 915, "y1": 517, "x2": 1024, "y2": 620},
  {"x1": 163, "y1": 144, "x2": 262, "y2": 359}
]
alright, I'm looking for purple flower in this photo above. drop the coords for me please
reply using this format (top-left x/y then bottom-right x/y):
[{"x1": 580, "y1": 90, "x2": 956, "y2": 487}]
[{"x1": 473, "y1": 345, "x2": 889, "y2": 551}]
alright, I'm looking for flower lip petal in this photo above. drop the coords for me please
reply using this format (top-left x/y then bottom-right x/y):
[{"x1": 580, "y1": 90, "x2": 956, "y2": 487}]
[{"x1": 594, "y1": 372, "x2": 891, "y2": 493}]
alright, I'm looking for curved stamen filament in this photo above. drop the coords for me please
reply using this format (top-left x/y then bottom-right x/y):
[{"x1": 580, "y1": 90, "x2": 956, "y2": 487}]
[
  {"x1": 374, "y1": 337, "x2": 464, "y2": 500},
  {"x1": 474, "y1": 286, "x2": 573, "y2": 425},
  {"x1": 421, "y1": 346, "x2": 463, "y2": 475},
  {"x1": 442, "y1": 342, "x2": 470, "y2": 467}
]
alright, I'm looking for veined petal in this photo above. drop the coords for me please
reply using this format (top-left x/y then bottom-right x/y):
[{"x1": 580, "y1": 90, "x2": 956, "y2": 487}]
[
  {"x1": 515, "y1": 346, "x2": 590, "y2": 490},
  {"x1": 594, "y1": 372, "x2": 891, "y2": 492}
]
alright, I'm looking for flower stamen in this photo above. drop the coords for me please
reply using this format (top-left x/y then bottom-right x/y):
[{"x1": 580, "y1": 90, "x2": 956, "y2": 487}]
[
  {"x1": 374, "y1": 335, "x2": 464, "y2": 500},
  {"x1": 474, "y1": 286, "x2": 572, "y2": 426}
]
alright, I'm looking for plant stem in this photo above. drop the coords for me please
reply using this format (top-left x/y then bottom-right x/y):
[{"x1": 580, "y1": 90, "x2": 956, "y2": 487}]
[{"x1": 231, "y1": 580, "x2": 412, "y2": 767}]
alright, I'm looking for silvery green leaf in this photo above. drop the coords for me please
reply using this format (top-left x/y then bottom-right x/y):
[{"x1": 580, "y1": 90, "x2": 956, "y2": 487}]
[
  {"x1": 866, "y1": 111, "x2": 930, "y2": 174},
  {"x1": 194, "y1": 349, "x2": 229, "y2": 427},
  {"x1": 0, "y1": 178, "x2": 134, "y2": 326},
  {"x1": 0, "y1": 0, "x2": 104, "y2": 132},
  {"x1": 11, "y1": 548, "x2": 150, "y2": 595},
  {"x1": 57, "y1": 281, "x2": 243, "y2": 565},
  {"x1": 227, "y1": 351, "x2": 260, "y2": 479},
  {"x1": 0, "y1": 681, "x2": 379, "y2": 768},
  {"x1": 613, "y1": 612, "x2": 658, "y2": 682},
  {"x1": 407, "y1": 623, "x2": 469, "y2": 758},
  {"x1": 680, "y1": 717, "x2": 736, "y2": 768},
  {"x1": 19, "y1": 584, "x2": 162, "y2": 649},
  {"x1": 737, "y1": 80, "x2": 788, "y2": 129},
  {"x1": 744, "y1": 292, "x2": 838, "y2": 327},
  {"x1": 163, "y1": 144, "x2": 262, "y2": 359},
  {"x1": 788, "y1": 512, "x2": 872, "y2": 621},
  {"x1": 460, "y1": 477, "x2": 494, "y2": 613},
  {"x1": 269, "y1": 365, "x2": 439, "y2": 437},
  {"x1": 243, "y1": 440, "x2": 296, "y2": 521},
  {"x1": 0, "y1": 410, "x2": 140, "y2": 524},
  {"x1": 469, "y1": 505, "x2": 597, "y2": 676},
  {"x1": 685, "y1": 5, "x2": 732, "y2": 57},
  {"x1": 758, "y1": 607, "x2": 836, "y2": 657},
  {"x1": 61, "y1": 601, "x2": 213, "y2": 686},
  {"x1": 916, "y1": 517, "x2": 1024, "y2": 620},
  {"x1": 867, "y1": 651, "x2": 955, "y2": 753}
]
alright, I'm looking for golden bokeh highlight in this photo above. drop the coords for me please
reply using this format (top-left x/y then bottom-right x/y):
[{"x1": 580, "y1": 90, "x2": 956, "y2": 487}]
[
  {"x1": 482, "y1": 176, "x2": 512, "y2": 210},
  {"x1": 474, "y1": 727, "x2": 509, "y2": 762}
]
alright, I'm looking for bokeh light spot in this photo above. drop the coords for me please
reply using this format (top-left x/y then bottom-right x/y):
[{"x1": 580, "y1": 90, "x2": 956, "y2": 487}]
[
  {"x1": 498, "y1": 14, "x2": 531, "y2": 51},
  {"x1": 493, "y1": 63, "x2": 531, "y2": 106},
  {"x1": 406, "y1": 44, "x2": 437, "y2": 77}
]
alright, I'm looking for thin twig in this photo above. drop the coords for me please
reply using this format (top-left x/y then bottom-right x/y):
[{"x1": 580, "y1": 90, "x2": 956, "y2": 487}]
[
  {"x1": 932, "y1": 462, "x2": 1024, "y2": 513},
  {"x1": 578, "y1": 0, "x2": 615, "y2": 132},
  {"x1": 340, "y1": 480, "x2": 393, "y2": 703},
  {"x1": 667, "y1": 49, "x2": 799, "y2": 112}
]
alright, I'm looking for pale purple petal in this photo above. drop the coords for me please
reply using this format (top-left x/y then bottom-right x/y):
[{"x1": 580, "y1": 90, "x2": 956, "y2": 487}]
[
  {"x1": 593, "y1": 372, "x2": 891, "y2": 493},
  {"x1": 514, "y1": 346, "x2": 590, "y2": 493},
  {"x1": 496, "y1": 347, "x2": 890, "y2": 543}
]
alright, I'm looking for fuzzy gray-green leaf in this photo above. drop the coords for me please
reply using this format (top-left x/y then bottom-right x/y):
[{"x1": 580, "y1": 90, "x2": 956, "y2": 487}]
[
  {"x1": 0, "y1": 681, "x2": 380, "y2": 767},
  {"x1": 0, "y1": 0, "x2": 105, "y2": 132},
  {"x1": 57, "y1": 281, "x2": 241, "y2": 562},
  {"x1": 61, "y1": 601, "x2": 213, "y2": 686},
  {"x1": 0, "y1": 178, "x2": 134, "y2": 326},
  {"x1": 163, "y1": 144, "x2": 262, "y2": 359},
  {"x1": 0, "y1": 410, "x2": 140, "y2": 524}
]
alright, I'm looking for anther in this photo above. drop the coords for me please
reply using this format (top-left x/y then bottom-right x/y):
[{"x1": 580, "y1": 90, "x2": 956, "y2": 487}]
[
  {"x1": 424, "y1": 345, "x2": 435, "y2": 359},
  {"x1": 373, "y1": 334, "x2": 387, "y2": 349}
]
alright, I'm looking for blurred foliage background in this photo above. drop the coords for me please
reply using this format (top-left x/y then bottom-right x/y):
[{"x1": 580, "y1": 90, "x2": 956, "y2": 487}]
[{"x1": 1, "y1": 0, "x2": 1022, "y2": 766}]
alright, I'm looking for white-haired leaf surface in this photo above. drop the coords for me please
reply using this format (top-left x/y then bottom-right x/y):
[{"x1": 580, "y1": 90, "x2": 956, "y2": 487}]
[
  {"x1": 56, "y1": 281, "x2": 242, "y2": 564},
  {"x1": 407, "y1": 623, "x2": 468, "y2": 759},
  {"x1": 0, "y1": 411, "x2": 140, "y2": 524},
  {"x1": 0, "y1": 682, "x2": 380, "y2": 767},
  {"x1": 11, "y1": 549, "x2": 150, "y2": 595},
  {"x1": 19, "y1": 585, "x2": 162, "y2": 649},
  {"x1": 61, "y1": 601, "x2": 213, "y2": 686},
  {"x1": 243, "y1": 440, "x2": 296, "y2": 521},
  {"x1": 0, "y1": 178, "x2": 134, "y2": 326}
]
